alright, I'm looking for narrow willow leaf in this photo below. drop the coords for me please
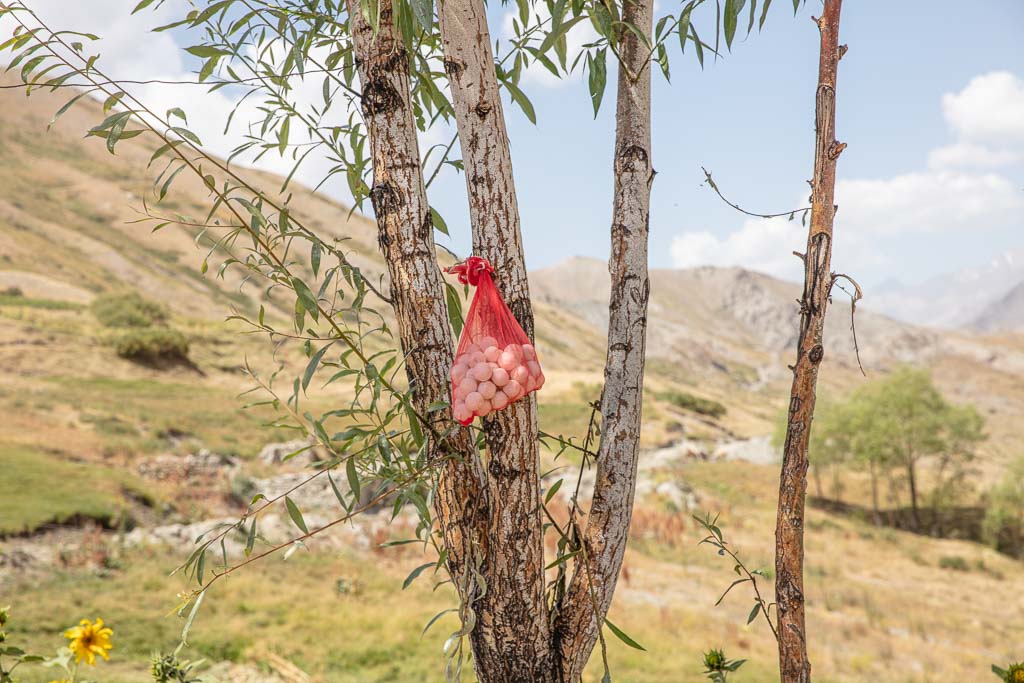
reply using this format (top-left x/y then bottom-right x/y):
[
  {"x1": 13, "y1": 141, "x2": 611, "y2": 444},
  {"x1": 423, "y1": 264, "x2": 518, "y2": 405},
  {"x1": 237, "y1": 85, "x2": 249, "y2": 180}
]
[
  {"x1": 430, "y1": 207, "x2": 448, "y2": 235},
  {"x1": 346, "y1": 456, "x2": 361, "y2": 501},
  {"x1": 503, "y1": 78, "x2": 536, "y2": 124},
  {"x1": 402, "y1": 562, "x2": 435, "y2": 590},
  {"x1": 421, "y1": 608, "x2": 456, "y2": 637},
  {"x1": 285, "y1": 496, "x2": 308, "y2": 534},
  {"x1": 746, "y1": 601, "x2": 761, "y2": 624},
  {"x1": 245, "y1": 519, "x2": 257, "y2": 556},
  {"x1": 604, "y1": 618, "x2": 646, "y2": 651},
  {"x1": 545, "y1": 478, "x2": 563, "y2": 503}
]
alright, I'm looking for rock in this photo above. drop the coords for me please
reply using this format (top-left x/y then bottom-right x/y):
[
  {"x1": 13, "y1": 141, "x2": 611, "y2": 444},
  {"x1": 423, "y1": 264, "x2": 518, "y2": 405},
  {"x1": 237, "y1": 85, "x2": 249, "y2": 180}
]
[
  {"x1": 258, "y1": 438, "x2": 326, "y2": 466},
  {"x1": 137, "y1": 450, "x2": 239, "y2": 482}
]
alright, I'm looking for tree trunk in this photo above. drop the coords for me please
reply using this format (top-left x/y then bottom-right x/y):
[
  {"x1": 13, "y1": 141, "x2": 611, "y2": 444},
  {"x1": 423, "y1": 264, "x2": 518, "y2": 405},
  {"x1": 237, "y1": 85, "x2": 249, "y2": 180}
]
[
  {"x1": 869, "y1": 460, "x2": 880, "y2": 526},
  {"x1": 907, "y1": 461, "x2": 922, "y2": 531},
  {"x1": 436, "y1": 1, "x2": 550, "y2": 678},
  {"x1": 551, "y1": 2, "x2": 654, "y2": 680},
  {"x1": 345, "y1": 0, "x2": 489, "y2": 603},
  {"x1": 775, "y1": 2, "x2": 845, "y2": 682}
]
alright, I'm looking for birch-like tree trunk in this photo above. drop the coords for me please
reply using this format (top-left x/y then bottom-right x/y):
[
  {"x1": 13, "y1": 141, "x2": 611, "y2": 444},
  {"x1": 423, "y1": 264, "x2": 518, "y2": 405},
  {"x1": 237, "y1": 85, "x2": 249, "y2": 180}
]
[
  {"x1": 775, "y1": 2, "x2": 845, "y2": 681},
  {"x1": 551, "y1": 0, "x2": 654, "y2": 678},
  {"x1": 436, "y1": 0, "x2": 550, "y2": 678},
  {"x1": 346, "y1": 0, "x2": 489, "y2": 594}
]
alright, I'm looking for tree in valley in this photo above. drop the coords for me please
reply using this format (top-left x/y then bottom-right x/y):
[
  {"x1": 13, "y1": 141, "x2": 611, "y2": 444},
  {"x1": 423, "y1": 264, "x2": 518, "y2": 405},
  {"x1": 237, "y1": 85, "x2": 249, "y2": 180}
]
[
  {"x1": 984, "y1": 457, "x2": 1024, "y2": 558},
  {"x1": 0, "y1": 0, "x2": 806, "y2": 679}
]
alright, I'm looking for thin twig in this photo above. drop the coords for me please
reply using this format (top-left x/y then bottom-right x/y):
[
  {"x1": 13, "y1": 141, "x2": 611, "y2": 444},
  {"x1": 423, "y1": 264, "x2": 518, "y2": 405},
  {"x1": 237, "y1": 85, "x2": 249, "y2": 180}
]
[
  {"x1": 831, "y1": 272, "x2": 865, "y2": 376},
  {"x1": 701, "y1": 166, "x2": 811, "y2": 220}
]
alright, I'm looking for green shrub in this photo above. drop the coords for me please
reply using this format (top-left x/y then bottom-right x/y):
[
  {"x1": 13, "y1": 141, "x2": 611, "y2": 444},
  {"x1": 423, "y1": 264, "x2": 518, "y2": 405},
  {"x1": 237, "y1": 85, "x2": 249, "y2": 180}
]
[
  {"x1": 91, "y1": 292, "x2": 169, "y2": 328},
  {"x1": 938, "y1": 555, "x2": 969, "y2": 571},
  {"x1": 660, "y1": 390, "x2": 727, "y2": 419},
  {"x1": 114, "y1": 328, "x2": 189, "y2": 363}
]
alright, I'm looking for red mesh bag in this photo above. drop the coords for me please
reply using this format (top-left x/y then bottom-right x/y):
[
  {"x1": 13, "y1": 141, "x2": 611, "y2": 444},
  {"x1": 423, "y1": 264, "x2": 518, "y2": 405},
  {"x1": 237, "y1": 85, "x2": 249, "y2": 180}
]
[{"x1": 448, "y1": 256, "x2": 544, "y2": 425}]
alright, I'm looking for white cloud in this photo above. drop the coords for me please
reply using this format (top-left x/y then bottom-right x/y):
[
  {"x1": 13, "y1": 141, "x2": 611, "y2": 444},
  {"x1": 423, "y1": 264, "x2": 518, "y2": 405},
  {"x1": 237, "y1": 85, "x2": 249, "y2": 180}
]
[
  {"x1": 672, "y1": 71, "x2": 1024, "y2": 280},
  {"x1": 671, "y1": 215, "x2": 808, "y2": 280},
  {"x1": 942, "y1": 71, "x2": 1024, "y2": 145},
  {"x1": 927, "y1": 142, "x2": 1021, "y2": 169},
  {"x1": 835, "y1": 170, "x2": 1022, "y2": 234}
]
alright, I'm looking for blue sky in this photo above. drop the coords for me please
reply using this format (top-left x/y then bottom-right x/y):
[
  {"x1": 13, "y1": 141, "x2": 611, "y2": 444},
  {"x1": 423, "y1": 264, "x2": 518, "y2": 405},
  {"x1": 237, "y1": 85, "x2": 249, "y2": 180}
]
[{"x1": 12, "y1": 0, "x2": 1024, "y2": 296}]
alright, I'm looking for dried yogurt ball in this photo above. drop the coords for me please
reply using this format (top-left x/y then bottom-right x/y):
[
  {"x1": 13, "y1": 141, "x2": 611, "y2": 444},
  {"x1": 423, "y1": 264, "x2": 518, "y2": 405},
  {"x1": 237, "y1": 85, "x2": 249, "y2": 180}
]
[
  {"x1": 465, "y1": 391, "x2": 484, "y2": 412},
  {"x1": 511, "y1": 366, "x2": 530, "y2": 386},
  {"x1": 451, "y1": 363, "x2": 469, "y2": 383},
  {"x1": 491, "y1": 367, "x2": 510, "y2": 388},
  {"x1": 471, "y1": 363, "x2": 492, "y2": 382},
  {"x1": 503, "y1": 379, "x2": 522, "y2": 402},
  {"x1": 456, "y1": 376, "x2": 478, "y2": 398},
  {"x1": 522, "y1": 344, "x2": 537, "y2": 361},
  {"x1": 527, "y1": 361, "x2": 542, "y2": 378},
  {"x1": 476, "y1": 400, "x2": 492, "y2": 417},
  {"x1": 483, "y1": 345, "x2": 501, "y2": 362},
  {"x1": 499, "y1": 352, "x2": 520, "y2": 373},
  {"x1": 453, "y1": 402, "x2": 471, "y2": 423},
  {"x1": 491, "y1": 391, "x2": 509, "y2": 410},
  {"x1": 535, "y1": 372, "x2": 546, "y2": 390},
  {"x1": 523, "y1": 375, "x2": 536, "y2": 393},
  {"x1": 479, "y1": 336, "x2": 499, "y2": 350},
  {"x1": 470, "y1": 350, "x2": 486, "y2": 365},
  {"x1": 463, "y1": 343, "x2": 481, "y2": 356},
  {"x1": 478, "y1": 381, "x2": 497, "y2": 400}
]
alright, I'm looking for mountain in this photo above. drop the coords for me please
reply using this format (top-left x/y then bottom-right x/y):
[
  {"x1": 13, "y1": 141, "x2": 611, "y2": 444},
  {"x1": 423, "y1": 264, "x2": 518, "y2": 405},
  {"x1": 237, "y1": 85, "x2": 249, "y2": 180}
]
[
  {"x1": 971, "y1": 280, "x2": 1024, "y2": 331},
  {"x1": 866, "y1": 250, "x2": 1024, "y2": 329}
]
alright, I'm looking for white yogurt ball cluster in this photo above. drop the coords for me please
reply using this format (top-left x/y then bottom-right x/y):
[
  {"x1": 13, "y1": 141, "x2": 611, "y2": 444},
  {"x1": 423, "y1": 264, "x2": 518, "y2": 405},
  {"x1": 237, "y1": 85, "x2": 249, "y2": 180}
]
[{"x1": 451, "y1": 336, "x2": 544, "y2": 423}]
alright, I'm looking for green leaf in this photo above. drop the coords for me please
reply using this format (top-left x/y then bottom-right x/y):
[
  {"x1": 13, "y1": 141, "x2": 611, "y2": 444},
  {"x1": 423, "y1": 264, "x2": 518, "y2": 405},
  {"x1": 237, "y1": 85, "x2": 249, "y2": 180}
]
[
  {"x1": 746, "y1": 601, "x2": 761, "y2": 624},
  {"x1": 245, "y1": 519, "x2": 257, "y2": 556},
  {"x1": 185, "y1": 45, "x2": 231, "y2": 59},
  {"x1": 292, "y1": 277, "x2": 319, "y2": 322},
  {"x1": 724, "y1": 0, "x2": 747, "y2": 50},
  {"x1": 302, "y1": 343, "x2": 331, "y2": 391},
  {"x1": 544, "y1": 549, "x2": 581, "y2": 570},
  {"x1": 132, "y1": 0, "x2": 158, "y2": 13},
  {"x1": 284, "y1": 496, "x2": 308, "y2": 534},
  {"x1": 503, "y1": 78, "x2": 536, "y2": 124},
  {"x1": 430, "y1": 207, "x2": 448, "y2": 236},
  {"x1": 402, "y1": 562, "x2": 435, "y2": 590},
  {"x1": 545, "y1": 478, "x2": 563, "y2": 504},
  {"x1": 106, "y1": 111, "x2": 131, "y2": 154},
  {"x1": 759, "y1": 0, "x2": 774, "y2": 29},
  {"x1": 311, "y1": 241, "x2": 322, "y2": 277},
  {"x1": 792, "y1": 0, "x2": 800, "y2": 12},
  {"x1": 444, "y1": 282, "x2": 464, "y2": 339},
  {"x1": 691, "y1": 24, "x2": 705, "y2": 68},
  {"x1": 346, "y1": 456, "x2": 361, "y2": 501},
  {"x1": 410, "y1": 0, "x2": 433, "y2": 30},
  {"x1": 328, "y1": 471, "x2": 351, "y2": 512},
  {"x1": 588, "y1": 49, "x2": 607, "y2": 117},
  {"x1": 604, "y1": 618, "x2": 646, "y2": 651},
  {"x1": 421, "y1": 608, "x2": 456, "y2": 637}
]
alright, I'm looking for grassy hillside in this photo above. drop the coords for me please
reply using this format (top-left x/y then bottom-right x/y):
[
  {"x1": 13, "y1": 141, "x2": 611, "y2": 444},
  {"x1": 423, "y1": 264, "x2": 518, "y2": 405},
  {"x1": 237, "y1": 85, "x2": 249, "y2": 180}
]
[{"x1": 1, "y1": 75, "x2": 1022, "y2": 683}]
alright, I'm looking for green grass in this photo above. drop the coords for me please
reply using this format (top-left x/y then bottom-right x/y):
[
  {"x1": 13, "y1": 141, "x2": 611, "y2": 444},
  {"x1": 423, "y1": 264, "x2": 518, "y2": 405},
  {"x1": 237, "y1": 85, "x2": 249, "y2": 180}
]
[
  {"x1": 0, "y1": 294, "x2": 84, "y2": 310},
  {"x1": 0, "y1": 547, "x2": 781, "y2": 683},
  {"x1": 0, "y1": 447, "x2": 146, "y2": 534},
  {"x1": 33, "y1": 376, "x2": 294, "y2": 458}
]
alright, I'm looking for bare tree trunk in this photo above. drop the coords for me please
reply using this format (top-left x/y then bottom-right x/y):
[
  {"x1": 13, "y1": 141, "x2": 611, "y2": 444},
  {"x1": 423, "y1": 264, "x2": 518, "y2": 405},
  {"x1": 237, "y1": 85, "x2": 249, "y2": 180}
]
[
  {"x1": 907, "y1": 460, "x2": 922, "y2": 531},
  {"x1": 436, "y1": 1, "x2": 550, "y2": 678},
  {"x1": 775, "y1": 2, "x2": 845, "y2": 682},
  {"x1": 869, "y1": 460, "x2": 881, "y2": 526},
  {"x1": 551, "y1": 1, "x2": 654, "y2": 679},
  {"x1": 346, "y1": 0, "x2": 489, "y2": 596}
]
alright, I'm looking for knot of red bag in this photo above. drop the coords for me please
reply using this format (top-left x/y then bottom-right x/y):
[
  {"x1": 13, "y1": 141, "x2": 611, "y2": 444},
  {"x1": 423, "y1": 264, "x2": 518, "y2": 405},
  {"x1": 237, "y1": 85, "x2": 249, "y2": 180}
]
[{"x1": 448, "y1": 256, "x2": 494, "y2": 286}]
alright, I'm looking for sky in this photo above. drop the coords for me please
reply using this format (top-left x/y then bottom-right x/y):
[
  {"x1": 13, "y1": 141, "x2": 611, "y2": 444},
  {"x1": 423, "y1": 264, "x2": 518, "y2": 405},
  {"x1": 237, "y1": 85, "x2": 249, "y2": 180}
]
[{"x1": 7, "y1": 0, "x2": 1024, "y2": 296}]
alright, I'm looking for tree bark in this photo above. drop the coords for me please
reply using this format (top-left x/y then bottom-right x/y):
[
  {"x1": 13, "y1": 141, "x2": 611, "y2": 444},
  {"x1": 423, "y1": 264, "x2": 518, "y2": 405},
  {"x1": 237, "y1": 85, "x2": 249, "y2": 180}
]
[
  {"x1": 907, "y1": 460, "x2": 921, "y2": 531},
  {"x1": 551, "y1": 1, "x2": 654, "y2": 679},
  {"x1": 345, "y1": 0, "x2": 489, "y2": 602},
  {"x1": 436, "y1": 1, "x2": 550, "y2": 678},
  {"x1": 775, "y1": 2, "x2": 845, "y2": 682}
]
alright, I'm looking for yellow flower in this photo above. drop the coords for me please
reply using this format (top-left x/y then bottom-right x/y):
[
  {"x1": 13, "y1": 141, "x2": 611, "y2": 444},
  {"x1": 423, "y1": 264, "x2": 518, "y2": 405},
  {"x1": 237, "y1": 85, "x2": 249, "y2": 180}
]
[{"x1": 63, "y1": 617, "x2": 113, "y2": 666}]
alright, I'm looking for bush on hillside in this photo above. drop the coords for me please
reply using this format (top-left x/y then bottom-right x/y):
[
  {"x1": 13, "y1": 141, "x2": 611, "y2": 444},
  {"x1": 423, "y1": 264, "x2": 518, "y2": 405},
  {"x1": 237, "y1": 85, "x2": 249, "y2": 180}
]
[
  {"x1": 92, "y1": 292, "x2": 169, "y2": 328},
  {"x1": 660, "y1": 390, "x2": 727, "y2": 419},
  {"x1": 114, "y1": 328, "x2": 189, "y2": 364}
]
